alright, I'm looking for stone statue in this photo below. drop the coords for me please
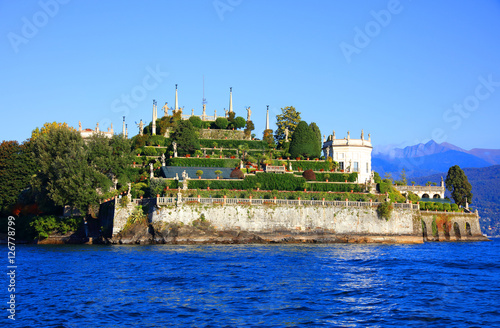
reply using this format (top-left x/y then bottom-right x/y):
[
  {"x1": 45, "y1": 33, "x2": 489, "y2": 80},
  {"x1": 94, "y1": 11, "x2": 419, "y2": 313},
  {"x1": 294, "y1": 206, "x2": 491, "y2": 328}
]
[
  {"x1": 214, "y1": 109, "x2": 217, "y2": 119},
  {"x1": 368, "y1": 133, "x2": 371, "y2": 142},
  {"x1": 127, "y1": 182, "x2": 131, "y2": 198},
  {"x1": 332, "y1": 130, "x2": 335, "y2": 140},
  {"x1": 182, "y1": 170, "x2": 187, "y2": 180},
  {"x1": 172, "y1": 141, "x2": 177, "y2": 158},
  {"x1": 163, "y1": 102, "x2": 169, "y2": 116},
  {"x1": 175, "y1": 173, "x2": 179, "y2": 180},
  {"x1": 78, "y1": 121, "x2": 82, "y2": 132},
  {"x1": 149, "y1": 163, "x2": 154, "y2": 179},
  {"x1": 137, "y1": 119, "x2": 144, "y2": 136},
  {"x1": 347, "y1": 131, "x2": 350, "y2": 139},
  {"x1": 161, "y1": 153, "x2": 166, "y2": 166},
  {"x1": 361, "y1": 129, "x2": 364, "y2": 140},
  {"x1": 284, "y1": 127, "x2": 289, "y2": 142},
  {"x1": 323, "y1": 134, "x2": 326, "y2": 143},
  {"x1": 246, "y1": 107, "x2": 251, "y2": 121},
  {"x1": 95, "y1": 122, "x2": 99, "y2": 132},
  {"x1": 191, "y1": 108, "x2": 194, "y2": 116},
  {"x1": 224, "y1": 108, "x2": 228, "y2": 118}
]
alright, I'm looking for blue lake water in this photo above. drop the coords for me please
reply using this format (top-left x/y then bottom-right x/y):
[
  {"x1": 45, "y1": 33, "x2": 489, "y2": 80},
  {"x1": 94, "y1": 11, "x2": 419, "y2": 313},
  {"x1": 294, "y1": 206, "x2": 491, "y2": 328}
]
[{"x1": 4, "y1": 240, "x2": 500, "y2": 327}]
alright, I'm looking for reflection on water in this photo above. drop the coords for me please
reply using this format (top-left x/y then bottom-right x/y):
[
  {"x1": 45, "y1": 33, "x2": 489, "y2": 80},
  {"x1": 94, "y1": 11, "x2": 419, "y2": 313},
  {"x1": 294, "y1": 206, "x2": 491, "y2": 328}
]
[{"x1": 10, "y1": 241, "x2": 500, "y2": 327}]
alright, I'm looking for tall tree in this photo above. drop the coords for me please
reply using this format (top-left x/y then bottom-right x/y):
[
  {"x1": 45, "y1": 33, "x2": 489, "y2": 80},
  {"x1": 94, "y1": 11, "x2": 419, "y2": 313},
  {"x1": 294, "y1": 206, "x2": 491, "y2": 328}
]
[
  {"x1": 244, "y1": 120, "x2": 254, "y2": 139},
  {"x1": 289, "y1": 121, "x2": 318, "y2": 159},
  {"x1": 0, "y1": 140, "x2": 36, "y2": 214},
  {"x1": 275, "y1": 106, "x2": 301, "y2": 147},
  {"x1": 170, "y1": 120, "x2": 200, "y2": 156},
  {"x1": 309, "y1": 122, "x2": 322, "y2": 158},
  {"x1": 31, "y1": 126, "x2": 107, "y2": 213},
  {"x1": 445, "y1": 165, "x2": 473, "y2": 207}
]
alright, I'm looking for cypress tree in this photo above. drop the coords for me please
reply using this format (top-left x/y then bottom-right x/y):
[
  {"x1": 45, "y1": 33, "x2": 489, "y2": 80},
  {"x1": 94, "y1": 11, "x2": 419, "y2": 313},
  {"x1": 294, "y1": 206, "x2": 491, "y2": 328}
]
[{"x1": 289, "y1": 121, "x2": 318, "y2": 159}]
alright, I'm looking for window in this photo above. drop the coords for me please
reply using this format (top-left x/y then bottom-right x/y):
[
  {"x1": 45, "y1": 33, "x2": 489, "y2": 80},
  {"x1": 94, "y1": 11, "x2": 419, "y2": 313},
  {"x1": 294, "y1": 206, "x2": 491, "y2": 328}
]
[
  {"x1": 366, "y1": 162, "x2": 369, "y2": 173},
  {"x1": 339, "y1": 162, "x2": 344, "y2": 170},
  {"x1": 353, "y1": 161, "x2": 359, "y2": 172}
]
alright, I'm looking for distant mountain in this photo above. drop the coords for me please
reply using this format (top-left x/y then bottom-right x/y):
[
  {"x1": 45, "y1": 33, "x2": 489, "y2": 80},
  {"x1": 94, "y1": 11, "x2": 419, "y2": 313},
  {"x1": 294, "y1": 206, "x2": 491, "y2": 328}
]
[
  {"x1": 413, "y1": 166, "x2": 500, "y2": 236},
  {"x1": 468, "y1": 148, "x2": 500, "y2": 165},
  {"x1": 373, "y1": 140, "x2": 498, "y2": 178}
]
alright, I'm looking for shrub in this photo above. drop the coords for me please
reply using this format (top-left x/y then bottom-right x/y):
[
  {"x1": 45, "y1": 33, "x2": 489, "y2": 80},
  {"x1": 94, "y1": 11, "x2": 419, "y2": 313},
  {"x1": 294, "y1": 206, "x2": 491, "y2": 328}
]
[
  {"x1": 302, "y1": 169, "x2": 316, "y2": 181},
  {"x1": 196, "y1": 170, "x2": 203, "y2": 178},
  {"x1": 143, "y1": 146, "x2": 158, "y2": 156},
  {"x1": 230, "y1": 168, "x2": 245, "y2": 179},
  {"x1": 215, "y1": 117, "x2": 229, "y2": 129},
  {"x1": 166, "y1": 157, "x2": 240, "y2": 168},
  {"x1": 377, "y1": 201, "x2": 394, "y2": 221},
  {"x1": 234, "y1": 116, "x2": 246, "y2": 129},
  {"x1": 189, "y1": 116, "x2": 203, "y2": 128}
]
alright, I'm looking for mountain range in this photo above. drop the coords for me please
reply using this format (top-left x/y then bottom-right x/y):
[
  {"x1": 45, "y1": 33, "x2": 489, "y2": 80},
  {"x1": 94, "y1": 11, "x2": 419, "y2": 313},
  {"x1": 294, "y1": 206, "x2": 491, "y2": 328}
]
[{"x1": 372, "y1": 140, "x2": 500, "y2": 178}]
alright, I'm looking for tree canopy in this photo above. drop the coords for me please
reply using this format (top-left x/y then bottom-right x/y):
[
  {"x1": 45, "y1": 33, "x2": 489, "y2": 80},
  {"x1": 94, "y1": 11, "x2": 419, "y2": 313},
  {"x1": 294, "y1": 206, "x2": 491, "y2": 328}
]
[
  {"x1": 170, "y1": 120, "x2": 200, "y2": 156},
  {"x1": 445, "y1": 165, "x2": 473, "y2": 207},
  {"x1": 288, "y1": 121, "x2": 320, "y2": 159},
  {"x1": 309, "y1": 122, "x2": 322, "y2": 158},
  {"x1": 0, "y1": 140, "x2": 36, "y2": 215},
  {"x1": 275, "y1": 106, "x2": 301, "y2": 147}
]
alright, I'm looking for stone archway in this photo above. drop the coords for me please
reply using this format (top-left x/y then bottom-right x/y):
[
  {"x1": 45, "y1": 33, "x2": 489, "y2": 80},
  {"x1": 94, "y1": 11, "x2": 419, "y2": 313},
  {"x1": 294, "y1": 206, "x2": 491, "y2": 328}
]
[
  {"x1": 421, "y1": 220, "x2": 428, "y2": 240},
  {"x1": 453, "y1": 222, "x2": 461, "y2": 240},
  {"x1": 422, "y1": 193, "x2": 430, "y2": 199},
  {"x1": 443, "y1": 223, "x2": 450, "y2": 240},
  {"x1": 433, "y1": 194, "x2": 441, "y2": 199},
  {"x1": 466, "y1": 222, "x2": 472, "y2": 236}
]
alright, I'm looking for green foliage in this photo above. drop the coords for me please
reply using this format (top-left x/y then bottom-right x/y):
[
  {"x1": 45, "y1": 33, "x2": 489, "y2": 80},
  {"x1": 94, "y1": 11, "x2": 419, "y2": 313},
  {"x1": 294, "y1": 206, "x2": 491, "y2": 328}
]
[
  {"x1": 303, "y1": 183, "x2": 362, "y2": 193},
  {"x1": 407, "y1": 191, "x2": 420, "y2": 203},
  {"x1": 148, "y1": 179, "x2": 178, "y2": 197},
  {"x1": 31, "y1": 127, "x2": 106, "y2": 213},
  {"x1": 431, "y1": 216, "x2": 438, "y2": 237},
  {"x1": 302, "y1": 169, "x2": 316, "y2": 181},
  {"x1": 309, "y1": 122, "x2": 322, "y2": 158},
  {"x1": 263, "y1": 129, "x2": 275, "y2": 147},
  {"x1": 244, "y1": 120, "x2": 255, "y2": 138},
  {"x1": 215, "y1": 117, "x2": 229, "y2": 129},
  {"x1": 0, "y1": 140, "x2": 36, "y2": 215},
  {"x1": 166, "y1": 157, "x2": 240, "y2": 168},
  {"x1": 234, "y1": 116, "x2": 246, "y2": 129},
  {"x1": 214, "y1": 170, "x2": 222, "y2": 178},
  {"x1": 199, "y1": 139, "x2": 267, "y2": 150},
  {"x1": 373, "y1": 172, "x2": 382, "y2": 184},
  {"x1": 196, "y1": 170, "x2": 203, "y2": 177},
  {"x1": 445, "y1": 165, "x2": 473, "y2": 206},
  {"x1": 30, "y1": 215, "x2": 81, "y2": 239},
  {"x1": 170, "y1": 120, "x2": 200, "y2": 156},
  {"x1": 300, "y1": 172, "x2": 357, "y2": 182},
  {"x1": 189, "y1": 116, "x2": 203, "y2": 128},
  {"x1": 289, "y1": 121, "x2": 320, "y2": 159},
  {"x1": 275, "y1": 106, "x2": 301, "y2": 147},
  {"x1": 142, "y1": 146, "x2": 158, "y2": 156},
  {"x1": 377, "y1": 201, "x2": 393, "y2": 221}
]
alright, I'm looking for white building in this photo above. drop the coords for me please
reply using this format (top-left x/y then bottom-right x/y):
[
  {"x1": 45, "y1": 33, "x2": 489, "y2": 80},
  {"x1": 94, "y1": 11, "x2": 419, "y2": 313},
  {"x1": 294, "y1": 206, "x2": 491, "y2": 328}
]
[
  {"x1": 78, "y1": 121, "x2": 114, "y2": 139},
  {"x1": 322, "y1": 130, "x2": 372, "y2": 183}
]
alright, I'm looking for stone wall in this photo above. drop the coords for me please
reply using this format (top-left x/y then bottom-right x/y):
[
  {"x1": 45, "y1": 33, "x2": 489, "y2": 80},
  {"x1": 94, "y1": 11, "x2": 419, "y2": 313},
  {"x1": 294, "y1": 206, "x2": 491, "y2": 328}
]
[
  {"x1": 420, "y1": 212, "x2": 486, "y2": 241},
  {"x1": 150, "y1": 204, "x2": 420, "y2": 236},
  {"x1": 99, "y1": 199, "x2": 135, "y2": 237},
  {"x1": 199, "y1": 129, "x2": 248, "y2": 140}
]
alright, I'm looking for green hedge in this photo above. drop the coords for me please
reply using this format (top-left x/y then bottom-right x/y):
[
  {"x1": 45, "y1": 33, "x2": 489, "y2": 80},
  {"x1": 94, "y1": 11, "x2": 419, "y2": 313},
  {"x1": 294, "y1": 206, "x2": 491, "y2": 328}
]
[
  {"x1": 296, "y1": 172, "x2": 358, "y2": 182},
  {"x1": 187, "y1": 179, "x2": 247, "y2": 190},
  {"x1": 166, "y1": 157, "x2": 240, "y2": 168},
  {"x1": 199, "y1": 139, "x2": 268, "y2": 150},
  {"x1": 272, "y1": 160, "x2": 330, "y2": 171},
  {"x1": 305, "y1": 183, "x2": 362, "y2": 192},
  {"x1": 419, "y1": 202, "x2": 460, "y2": 211}
]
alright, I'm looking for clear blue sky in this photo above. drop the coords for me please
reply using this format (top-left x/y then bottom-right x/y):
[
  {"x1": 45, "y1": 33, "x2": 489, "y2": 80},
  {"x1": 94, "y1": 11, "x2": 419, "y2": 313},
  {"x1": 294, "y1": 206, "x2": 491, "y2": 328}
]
[{"x1": 1, "y1": 0, "x2": 500, "y2": 150}]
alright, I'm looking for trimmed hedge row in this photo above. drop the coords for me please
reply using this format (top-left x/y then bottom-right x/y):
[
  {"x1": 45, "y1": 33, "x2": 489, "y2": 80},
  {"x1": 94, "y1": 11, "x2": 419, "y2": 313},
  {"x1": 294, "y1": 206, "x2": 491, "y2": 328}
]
[
  {"x1": 419, "y1": 202, "x2": 460, "y2": 211},
  {"x1": 305, "y1": 183, "x2": 362, "y2": 193},
  {"x1": 166, "y1": 157, "x2": 240, "y2": 168},
  {"x1": 295, "y1": 172, "x2": 358, "y2": 182},
  {"x1": 199, "y1": 139, "x2": 268, "y2": 150},
  {"x1": 273, "y1": 160, "x2": 330, "y2": 171}
]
